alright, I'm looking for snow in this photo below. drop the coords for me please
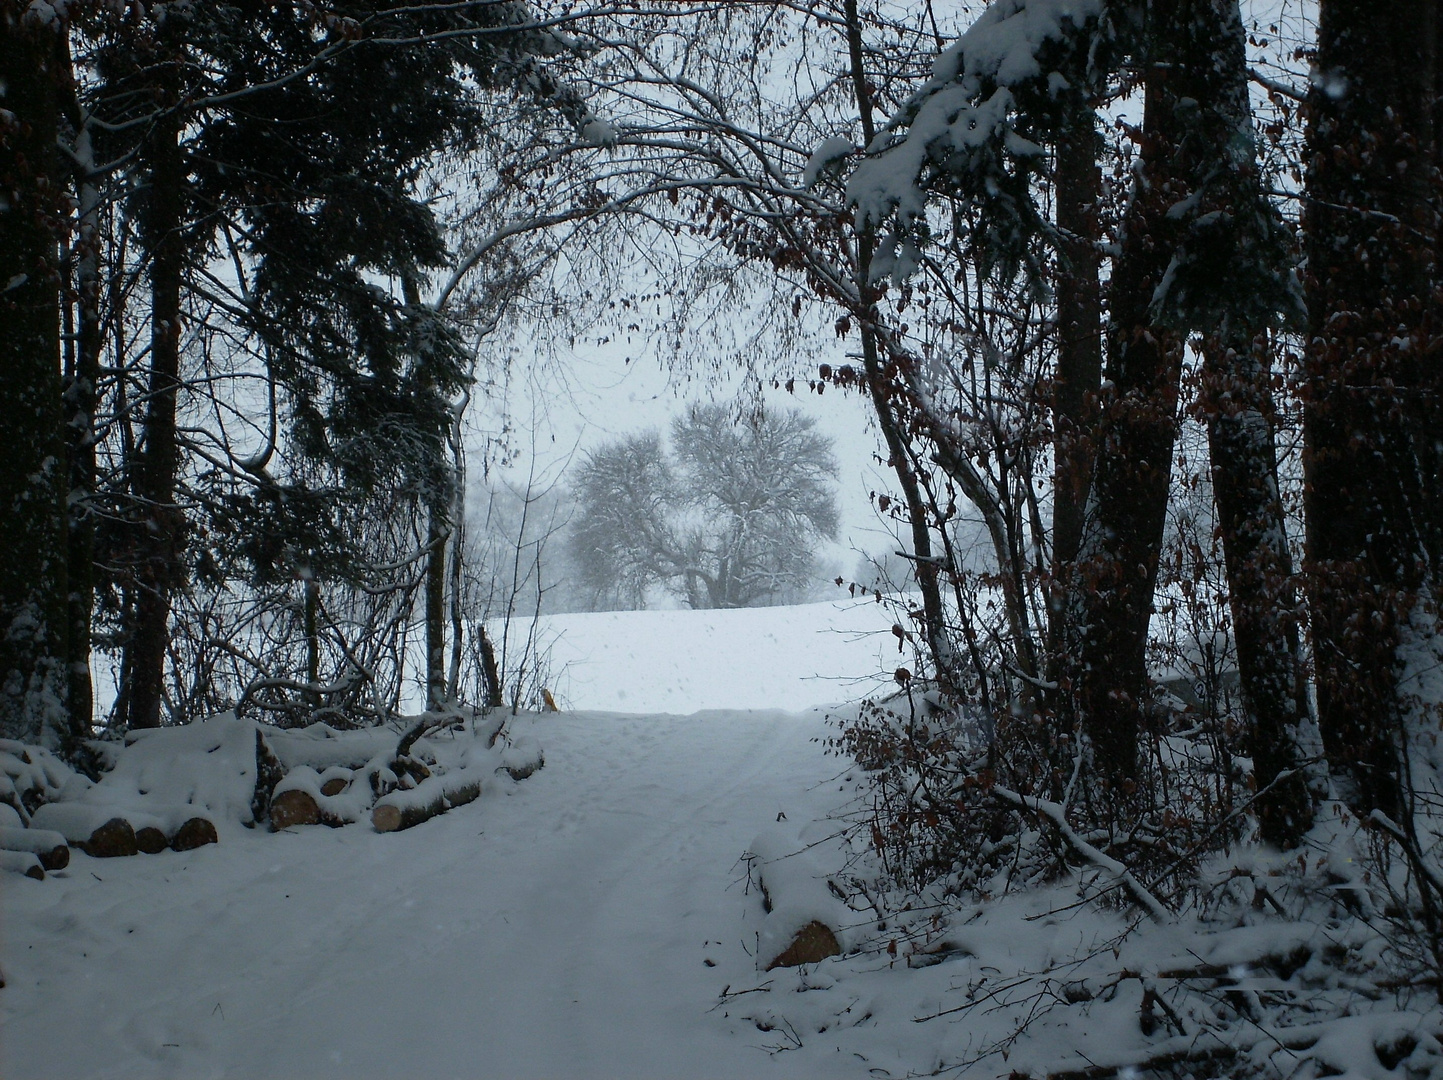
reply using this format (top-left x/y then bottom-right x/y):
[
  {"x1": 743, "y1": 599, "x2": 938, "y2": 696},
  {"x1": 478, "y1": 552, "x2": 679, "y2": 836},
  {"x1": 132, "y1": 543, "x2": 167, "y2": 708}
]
[
  {"x1": 847, "y1": 0, "x2": 1099, "y2": 232},
  {"x1": 0, "y1": 600, "x2": 901, "y2": 1078},
  {"x1": 0, "y1": 707, "x2": 862, "y2": 1078},
  {"x1": 494, "y1": 596, "x2": 903, "y2": 713},
  {"x1": 802, "y1": 135, "x2": 854, "y2": 188},
  {"x1": 3, "y1": 599, "x2": 1439, "y2": 1078}
]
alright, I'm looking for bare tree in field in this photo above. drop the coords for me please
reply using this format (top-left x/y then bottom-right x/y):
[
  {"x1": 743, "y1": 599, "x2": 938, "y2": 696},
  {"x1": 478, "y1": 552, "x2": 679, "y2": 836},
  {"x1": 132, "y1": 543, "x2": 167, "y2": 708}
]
[{"x1": 571, "y1": 404, "x2": 839, "y2": 610}]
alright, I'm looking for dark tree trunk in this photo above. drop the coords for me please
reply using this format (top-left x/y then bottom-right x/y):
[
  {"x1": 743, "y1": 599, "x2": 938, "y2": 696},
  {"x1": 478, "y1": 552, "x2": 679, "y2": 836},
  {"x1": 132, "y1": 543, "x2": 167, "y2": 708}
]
[
  {"x1": 1049, "y1": 70, "x2": 1103, "y2": 597},
  {"x1": 1168, "y1": 0, "x2": 1313, "y2": 847},
  {"x1": 303, "y1": 578, "x2": 320, "y2": 708},
  {"x1": 1203, "y1": 334, "x2": 1312, "y2": 845},
  {"x1": 425, "y1": 503, "x2": 448, "y2": 710},
  {"x1": 0, "y1": 5, "x2": 69, "y2": 743},
  {"x1": 126, "y1": 106, "x2": 185, "y2": 730},
  {"x1": 60, "y1": 45, "x2": 100, "y2": 748},
  {"x1": 476, "y1": 625, "x2": 502, "y2": 710},
  {"x1": 844, "y1": 0, "x2": 956, "y2": 698},
  {"x1": 1066, "y1": 41, "x2": 1184, "y2": 786},
  {"x1": 861, "y1": 333, "x2": 958, "y2": 698},
  {"x1": 1303, "y1": 0, "x2": 1439, "y2": 815}
]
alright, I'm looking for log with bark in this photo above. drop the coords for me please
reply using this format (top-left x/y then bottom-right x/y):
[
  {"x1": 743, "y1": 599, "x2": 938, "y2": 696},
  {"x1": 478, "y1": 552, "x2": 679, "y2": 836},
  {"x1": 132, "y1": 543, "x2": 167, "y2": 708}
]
[
  {"x1": 500, "y1": 736, "x2": 545, "y2": 781},
  {"x1": 0, "y1": 826, "x2": 67, "y2": 870},
  {"x1": 169, "y1": 816, "x2": 218, "y2": 851},
  {"x1": 29, "y1": 804, "x2": 139, "y2": 857},
  {"x1": 371, "y1": 769, "x2": 482, "y2": 833},
  {"x1": 0, "y1": 849, "x2": 45, "y2": 880}
]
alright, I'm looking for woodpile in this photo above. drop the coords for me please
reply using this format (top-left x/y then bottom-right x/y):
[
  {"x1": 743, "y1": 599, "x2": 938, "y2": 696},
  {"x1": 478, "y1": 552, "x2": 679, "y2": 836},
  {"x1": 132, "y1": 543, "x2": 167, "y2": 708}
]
[
  {"x1": 0, "y1": 711, "x2": 539, "y2": 878},
  {"x1": 28, "y1": 803, "x2": 218, "y2": 858}
]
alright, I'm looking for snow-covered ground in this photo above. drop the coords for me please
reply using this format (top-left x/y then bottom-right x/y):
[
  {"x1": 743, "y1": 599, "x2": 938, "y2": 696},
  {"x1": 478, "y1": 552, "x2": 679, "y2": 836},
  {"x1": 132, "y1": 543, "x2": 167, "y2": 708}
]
[
  {"x1": 492, "y1": 596, "x2": 904, "y2": 712},
  {"x1": 0, "y1": 599, "x2": 899, "y2": 1079},
  {"x1": 6, "y1": 599, "x2": 1438, "y2": 1080}
]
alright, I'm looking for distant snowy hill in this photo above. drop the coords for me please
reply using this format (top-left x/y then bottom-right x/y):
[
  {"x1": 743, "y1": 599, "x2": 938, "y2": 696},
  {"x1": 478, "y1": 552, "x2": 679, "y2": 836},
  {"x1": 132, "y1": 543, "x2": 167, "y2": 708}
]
[{"x1": 493, "y1": 596, "x2": 905, "y2": 713}]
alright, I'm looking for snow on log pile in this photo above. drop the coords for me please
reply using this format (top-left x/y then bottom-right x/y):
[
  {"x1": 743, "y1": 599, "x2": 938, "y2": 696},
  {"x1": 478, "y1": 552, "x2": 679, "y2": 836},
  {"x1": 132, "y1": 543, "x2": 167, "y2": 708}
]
[
  {"x1": 746, "y1": 823, "x2": 856, "y2": 969},
  {"x1": 0, "y1": 709, "x2": 539, "y2": 878},
  {"x1": 371, "y1": 762, "x2": 484, "y2": 833}
]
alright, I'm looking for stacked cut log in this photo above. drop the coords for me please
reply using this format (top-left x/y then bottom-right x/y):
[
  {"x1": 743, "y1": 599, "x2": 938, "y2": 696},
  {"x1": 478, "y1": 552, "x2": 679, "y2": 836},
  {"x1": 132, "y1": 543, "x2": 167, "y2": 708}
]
[
  {"x1": 372, "y1": 769, "x2": 483, "y2": 833},
  {"x1": 0, "y1": 850, "x2": 45, "y2": 879},
  {"x1": 0, "y1": 826, "x2": 69, "y2": 869},
  {"x1": 266, "y1": 766, "x2": 356, "y2": 830},
  {"x1": 29, "y1": 803, "x2": 217, "y2": 858}
]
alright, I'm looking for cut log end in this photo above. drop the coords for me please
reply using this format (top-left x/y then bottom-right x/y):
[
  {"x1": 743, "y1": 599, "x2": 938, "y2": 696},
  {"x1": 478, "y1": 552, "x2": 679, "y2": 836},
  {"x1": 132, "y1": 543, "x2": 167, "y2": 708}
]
[
  {"x1": 0, "y1": 850, "x2": 45, "y2": 880},
  {"x1": 269, "y1": 789, "x2": 321, "y2": 831},
  {"x1": 135, "y1": 826, "x2": 168, "y2": 855},
  {"x1": 0, "y1": 826, "x2": 69, "y2": 870},
  {"x1": 170, "y1": 817, "x2": 218, "y2": 852},
  {"x1": 320, "y1": 777, "x2": 347, "y2": 797},
  {"x1": 766, "y1": 921, "x2": 841, "y2": 970},
  {"x1": 81, "y1": 818, "x2": 139, "y2": 858},
  {"x1": 371, "y1": 803, "x2": 403, "y2": 833}
]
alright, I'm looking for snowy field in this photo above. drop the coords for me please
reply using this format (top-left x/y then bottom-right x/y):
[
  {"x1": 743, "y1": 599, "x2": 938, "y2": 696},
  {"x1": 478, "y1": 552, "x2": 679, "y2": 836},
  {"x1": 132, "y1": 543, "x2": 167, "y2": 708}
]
[{"x1": 494, "y1": 596, "x2": 904, "y2": 712}]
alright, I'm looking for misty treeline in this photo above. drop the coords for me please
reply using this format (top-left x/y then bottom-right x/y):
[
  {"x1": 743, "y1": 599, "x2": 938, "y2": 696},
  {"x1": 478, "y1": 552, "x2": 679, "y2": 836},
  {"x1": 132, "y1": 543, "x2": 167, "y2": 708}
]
[
  {"x1": 3, "y1": 0, "x2": 1442, "y2": 928},
  {"x1": 571, "y1": 402, "x2": 841, "y2": 610}
]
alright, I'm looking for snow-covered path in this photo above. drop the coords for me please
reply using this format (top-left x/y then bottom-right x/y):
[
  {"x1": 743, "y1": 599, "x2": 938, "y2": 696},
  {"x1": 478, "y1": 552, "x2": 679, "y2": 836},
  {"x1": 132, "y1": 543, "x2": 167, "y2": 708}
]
[{"x1": 1, "y1": 709, "x2": 860, "y2": 1079}]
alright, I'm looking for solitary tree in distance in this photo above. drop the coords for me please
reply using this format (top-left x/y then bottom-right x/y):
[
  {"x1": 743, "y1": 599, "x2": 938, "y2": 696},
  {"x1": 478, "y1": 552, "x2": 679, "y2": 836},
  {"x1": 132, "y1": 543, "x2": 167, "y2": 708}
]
[{"x1": 571, "y1": 404, "x2": 839, "y2": 610}]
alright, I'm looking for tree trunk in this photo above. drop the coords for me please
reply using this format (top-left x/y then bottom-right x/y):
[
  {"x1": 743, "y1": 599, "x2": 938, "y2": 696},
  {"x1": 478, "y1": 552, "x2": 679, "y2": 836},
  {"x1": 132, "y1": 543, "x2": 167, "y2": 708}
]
[
  {"x1": 1303, "y1": 0, "x2": 1439, "y2": 816},
  {"x1": 126, "y1": 98, "x2": 185, "y2": 730},
  {"x1": 844, "y1": 0, "x2": 956, "y2": 699},
  {"x1": 0, "y1": 5, "x2": 69, "y2": 743},
  {"x1": 59, "y1": 40, "x2": 99, "y2": 750},
  {"x1": 425, "y1": 502, "x2": 448, "y2": 710},
  {"x1": 476, "y1": 624, "x2": 502, "y2": 709},
  {"x1": 1048, "y1": 65, "x2": 1103, "y2": 669},
  {"x1": 1170, "y1": 0, "x2": 1313, "y2": 847},
  {"x1": 63, "y1": 168, "x2": 99, "y2": 745},
  {"x1": 1202, "y1": 333, "x2": 1312, "y2": 845},
  {"x1": 1066, "y1": 38, "x2": 1184, "y2": 786},
  {"x1": 303, "y1": 577, "x2": 320, "y2": 709}
]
